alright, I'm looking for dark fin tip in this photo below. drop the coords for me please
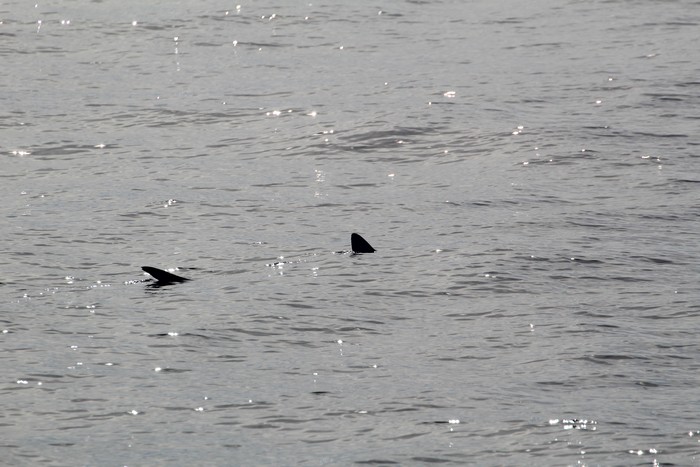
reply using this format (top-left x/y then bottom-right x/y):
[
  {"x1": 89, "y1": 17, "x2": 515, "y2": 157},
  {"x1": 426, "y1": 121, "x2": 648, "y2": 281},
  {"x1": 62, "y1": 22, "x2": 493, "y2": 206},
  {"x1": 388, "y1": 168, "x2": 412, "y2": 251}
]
[{"x1": 350, "y1": 233, "x2": 376, "y2": 254}]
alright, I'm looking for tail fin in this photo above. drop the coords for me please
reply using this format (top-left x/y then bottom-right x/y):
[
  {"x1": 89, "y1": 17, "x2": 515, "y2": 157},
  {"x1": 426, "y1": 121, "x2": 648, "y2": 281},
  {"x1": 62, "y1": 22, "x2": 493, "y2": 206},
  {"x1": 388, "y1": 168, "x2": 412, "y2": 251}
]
[
  {"x1": 351, "y1": 233, "x2": 376, "y2": 254},
  {"x1": 141, "y1": 266, "x2": 189, "y2": 284}
]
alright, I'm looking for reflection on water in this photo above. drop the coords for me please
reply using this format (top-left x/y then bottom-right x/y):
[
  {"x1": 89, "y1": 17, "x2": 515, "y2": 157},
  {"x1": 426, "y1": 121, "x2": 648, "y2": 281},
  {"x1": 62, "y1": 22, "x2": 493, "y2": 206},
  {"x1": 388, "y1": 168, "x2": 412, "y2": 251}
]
[{"x1": 2, "y1": 0, "x2": 700, "y2": 465}]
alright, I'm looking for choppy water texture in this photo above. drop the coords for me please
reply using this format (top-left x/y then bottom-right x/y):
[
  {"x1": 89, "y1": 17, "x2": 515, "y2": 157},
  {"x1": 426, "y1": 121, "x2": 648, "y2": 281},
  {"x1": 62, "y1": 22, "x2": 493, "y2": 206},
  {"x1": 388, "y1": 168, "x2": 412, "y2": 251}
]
[{"x1": 2, "y1": 0, "x2": 700, "y2": 465}]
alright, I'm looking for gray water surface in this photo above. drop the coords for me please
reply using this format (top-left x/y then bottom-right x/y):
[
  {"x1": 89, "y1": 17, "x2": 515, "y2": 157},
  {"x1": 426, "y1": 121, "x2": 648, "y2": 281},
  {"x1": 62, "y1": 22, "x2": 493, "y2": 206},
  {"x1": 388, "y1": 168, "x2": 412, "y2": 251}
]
[{"x1": 2, "y1": 0, "x2": 700, "y2": 465}]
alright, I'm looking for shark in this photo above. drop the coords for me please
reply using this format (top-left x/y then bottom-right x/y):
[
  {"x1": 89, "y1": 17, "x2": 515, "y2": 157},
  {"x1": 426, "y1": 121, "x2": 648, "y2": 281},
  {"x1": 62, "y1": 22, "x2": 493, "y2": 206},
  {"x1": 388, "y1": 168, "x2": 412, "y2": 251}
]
[{"x1": 141, "y1": 233, "x2": 376, "y2": 286}]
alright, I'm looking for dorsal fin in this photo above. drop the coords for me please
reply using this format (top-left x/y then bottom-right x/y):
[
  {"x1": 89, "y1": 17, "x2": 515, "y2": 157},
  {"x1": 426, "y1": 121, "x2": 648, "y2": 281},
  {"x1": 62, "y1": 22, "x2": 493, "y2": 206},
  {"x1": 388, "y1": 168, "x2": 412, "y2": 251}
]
[
  {"x1": 141, "y1": 266, "x2": 189, "y2": 284},
  {"x1": 351, "y1": 233, "x2": 375, "y2": 254}
]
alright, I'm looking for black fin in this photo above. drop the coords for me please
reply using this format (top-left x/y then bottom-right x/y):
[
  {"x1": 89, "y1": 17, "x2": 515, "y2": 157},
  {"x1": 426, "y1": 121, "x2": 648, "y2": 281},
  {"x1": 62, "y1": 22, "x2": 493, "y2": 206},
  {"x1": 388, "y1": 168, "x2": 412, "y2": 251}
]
[
  {"x1": 351, "y1": 233, "x2": 375, "y2": 254},
  {"x1": 141, "y1": 266, "x2": 189, "y2": 284}
]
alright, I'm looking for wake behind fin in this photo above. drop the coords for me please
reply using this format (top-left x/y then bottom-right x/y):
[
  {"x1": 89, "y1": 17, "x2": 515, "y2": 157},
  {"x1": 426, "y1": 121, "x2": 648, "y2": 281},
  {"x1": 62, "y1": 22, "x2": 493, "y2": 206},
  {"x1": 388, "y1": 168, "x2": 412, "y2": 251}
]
[
  {"x1": 351, "y1": 233, "x2": 376, "y2": 254},
  {"x1": 141, "y1": 266, "x2": 189, "y2": 284}
]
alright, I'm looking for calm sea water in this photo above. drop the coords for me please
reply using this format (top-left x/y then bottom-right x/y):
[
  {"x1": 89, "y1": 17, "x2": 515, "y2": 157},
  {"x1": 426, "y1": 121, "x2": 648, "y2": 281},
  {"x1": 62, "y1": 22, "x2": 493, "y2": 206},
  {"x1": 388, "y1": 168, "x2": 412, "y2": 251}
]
[{"x1": 2, "y1": 0, "x2": 700, "y2": 465}]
